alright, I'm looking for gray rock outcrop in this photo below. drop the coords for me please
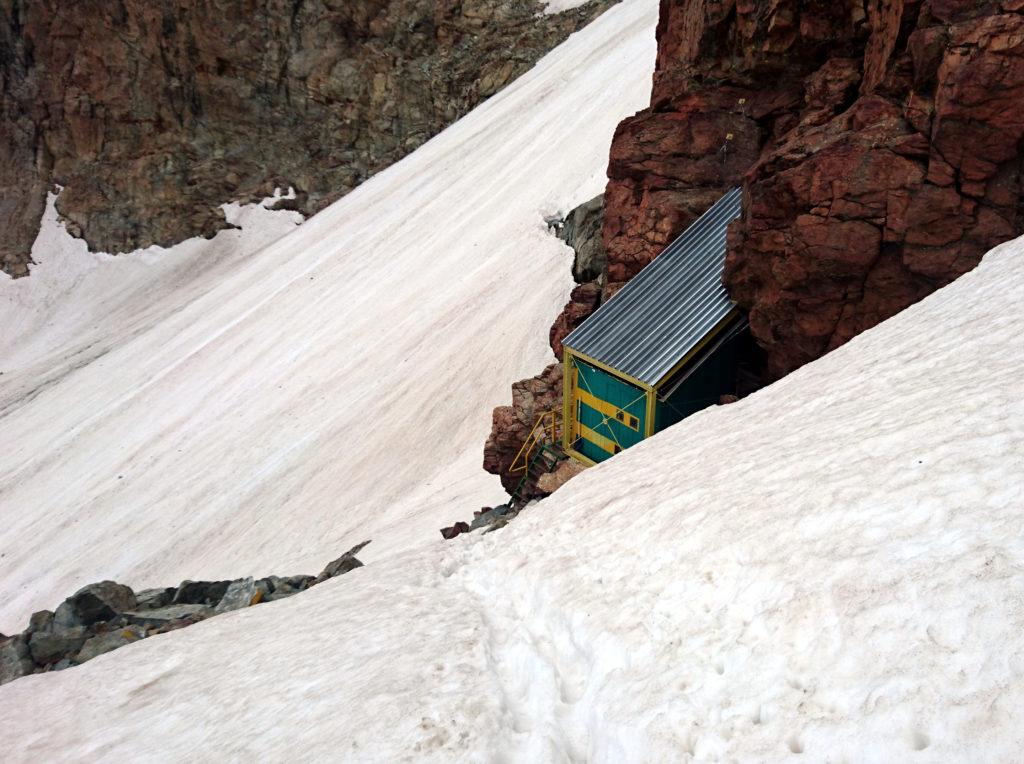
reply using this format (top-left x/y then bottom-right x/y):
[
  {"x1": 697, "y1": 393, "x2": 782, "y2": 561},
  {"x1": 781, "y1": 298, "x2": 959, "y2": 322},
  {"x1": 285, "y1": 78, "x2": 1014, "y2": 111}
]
[
  {"x1": 53, "y1": 581, "x2": 138, "y2": 629},
  {"x1": 560, "y1": 194, "x2": 607, "y2": 284},
  {"x1": 0, "y1": 540, "x2": 370, "y2": 686}
]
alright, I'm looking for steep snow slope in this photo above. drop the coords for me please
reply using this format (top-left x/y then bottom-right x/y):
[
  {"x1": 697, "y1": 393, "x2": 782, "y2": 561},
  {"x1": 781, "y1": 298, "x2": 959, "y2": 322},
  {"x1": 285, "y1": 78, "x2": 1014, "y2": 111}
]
[
  {"x1": 1, "y1": 190, "x2": 303, "y2": 369},
  {"x1": 3, "y1": 236, "x2": 1023, "y2": 761},
  {"x1": 0, "y1": 0, "x2": 659, "y2": 631}
]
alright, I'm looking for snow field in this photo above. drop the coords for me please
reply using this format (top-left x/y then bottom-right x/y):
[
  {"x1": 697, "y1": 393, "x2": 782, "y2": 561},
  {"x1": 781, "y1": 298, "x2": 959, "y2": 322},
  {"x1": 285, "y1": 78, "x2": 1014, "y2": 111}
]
[
  {"x1": 0, "y1": 0, "x2": 660, "y2": 631},
  {"x1": 3, "y1": 0, "x2": 1023, "y2": 758},
  {"x1": 2, "y1": 235, "x2": 1022, "y2": 760}
]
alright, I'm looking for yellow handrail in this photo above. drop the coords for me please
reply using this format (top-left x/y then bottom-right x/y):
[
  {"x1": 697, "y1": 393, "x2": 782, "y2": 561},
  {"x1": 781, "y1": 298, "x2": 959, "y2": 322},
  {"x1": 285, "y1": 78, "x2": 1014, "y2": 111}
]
[{"x1": 509, "y1": 410, "x2": 560, "y2": 474}]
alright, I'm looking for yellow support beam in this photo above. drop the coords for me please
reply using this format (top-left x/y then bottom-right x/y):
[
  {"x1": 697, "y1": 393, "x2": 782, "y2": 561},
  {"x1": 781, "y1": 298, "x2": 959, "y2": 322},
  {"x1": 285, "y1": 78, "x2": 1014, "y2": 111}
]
[
  {"x1": 575, "y1": 387, "x2": 640, "y2": 432},
  {"x1": 563, "y1": 445, "x2": 596, "y2": 466},
  {"x1": 562, "y1": 347, "x2": 654, "y2": 392},
  {"x1": 578, "y1": 423, "x2": 618, "y2": 456},
  {"x1": 562, "y1": 352, "x2": 576, "y2": 453}
]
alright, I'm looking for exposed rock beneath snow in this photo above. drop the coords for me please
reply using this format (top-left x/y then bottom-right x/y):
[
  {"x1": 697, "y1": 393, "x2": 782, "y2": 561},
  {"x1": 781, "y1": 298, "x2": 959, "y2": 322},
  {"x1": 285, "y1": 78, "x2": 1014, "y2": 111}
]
[
  {"x1": 444, "y1": 499, "x2": 545, "y2": 539},
  {"x1": 312, "y1": 541, "x2": 371, "y2": 585},
  {"x1": 0, "y1": 542, "x2": 370, "y2": 686},
  {"x1": 28, "y1": 626, "x2": 89, "y2": 666},
  {"x1": 535, "y1": 457, "x2": 586, "y2": 493},
  {"x1": 213, "y1": 579, "x2": 259, "y2": 613},
  {"x1": 483, "y1": 362, "x2": 564, "y2": 498},
  {"x1": 123, "y1": 604, "x2": 210, "y2": 629},
  {"x1": 440, "y1": 522, "x2": 472, "y2": 540},
  {"x1": 74, "y1": 629, "x2": 142, "y2": 665},
  {"x1": 0, "y1": 636, "x2": 34, "y2": 685},
  {"x1": 172, "y1": 580, "x2": 232, "y2": 607},
  {"x1": 470, "y1": 504, "x2": 513, "y2": 531},
  {"x1": 0, "y1": 0, "x2": 617, "y2": 277},
  {"x1": 606, "y1": 0, "x2": 1024, "y2": 379},
  {"x1": 562, "y1": 193, "x2": 607, "y2": 284},
  {"x1": 53, "y1": 581, "x2": 137, "y2": 629},
  {"x1": 262, "y1": 576, "x2": 316, "y2": 603},
  {"x1": 134, "y1": 588, "x2": 176, "y2": 611},
  {"x1": 549, "y1": 194, "x2": 609, "y2": 359}
]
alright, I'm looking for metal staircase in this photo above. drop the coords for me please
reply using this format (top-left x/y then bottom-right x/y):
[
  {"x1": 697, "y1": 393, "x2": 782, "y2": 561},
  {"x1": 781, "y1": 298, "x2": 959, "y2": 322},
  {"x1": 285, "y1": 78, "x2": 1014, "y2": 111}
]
[{"x1": 508, "y1": 410, "x2": 566, "y2": 505}]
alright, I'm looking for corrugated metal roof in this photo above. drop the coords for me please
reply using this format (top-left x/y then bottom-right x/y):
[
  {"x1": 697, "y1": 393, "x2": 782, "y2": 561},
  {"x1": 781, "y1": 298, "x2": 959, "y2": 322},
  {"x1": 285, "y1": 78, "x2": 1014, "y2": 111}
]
[{"x1": 562, "y1": 187, "x2": 742, "y2": 387}]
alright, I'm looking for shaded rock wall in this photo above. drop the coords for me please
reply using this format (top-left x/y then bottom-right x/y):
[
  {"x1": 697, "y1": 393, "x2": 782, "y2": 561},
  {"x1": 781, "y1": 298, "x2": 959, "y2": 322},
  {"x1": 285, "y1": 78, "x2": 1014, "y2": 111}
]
[
  {"x1": 0, "y1": 0, "x2": 614, "y2": 276},
  {"x1": 607, "y1": 0, "x2": 1024, "y2": 378}
]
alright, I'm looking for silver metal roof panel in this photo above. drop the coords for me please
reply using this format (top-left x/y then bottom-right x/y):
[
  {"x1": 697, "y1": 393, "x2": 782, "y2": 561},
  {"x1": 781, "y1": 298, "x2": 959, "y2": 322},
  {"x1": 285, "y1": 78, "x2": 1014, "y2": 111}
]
[{"x1": 562, "y1": 187, "x2": 742, "y2": 387}]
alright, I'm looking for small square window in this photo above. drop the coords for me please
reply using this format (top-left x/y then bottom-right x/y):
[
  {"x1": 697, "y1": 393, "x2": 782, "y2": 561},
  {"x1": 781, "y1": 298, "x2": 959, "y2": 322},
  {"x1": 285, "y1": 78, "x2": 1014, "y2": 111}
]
[{"x1": 616, "y1": 411, "x2": 624, "y2": 422}]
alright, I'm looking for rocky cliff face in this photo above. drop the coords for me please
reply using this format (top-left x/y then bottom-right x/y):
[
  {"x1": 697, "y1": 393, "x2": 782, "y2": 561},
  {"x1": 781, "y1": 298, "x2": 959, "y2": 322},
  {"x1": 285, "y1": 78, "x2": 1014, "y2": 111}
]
[
  {"x1": 0, "y1": 0, "x2": 614, "y2": 277},
  {"x1": 486, "y1": 0, "x2": 1024, "y2": 497},
  {"x1": 606, "y1": 0, "x2": 1024, "y2": 378}
]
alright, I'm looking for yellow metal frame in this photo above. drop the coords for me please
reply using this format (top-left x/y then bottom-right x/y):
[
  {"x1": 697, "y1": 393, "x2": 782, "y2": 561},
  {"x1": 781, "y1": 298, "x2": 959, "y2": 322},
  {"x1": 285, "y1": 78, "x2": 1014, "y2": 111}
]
[
  {"x1": 562, "y1": 348, "x2": 656, "y2": 465},
  {"x1": 562, "y1": 353, "x2": 596, "y2": 466},
  {"x1": 564, "y1": 347, "x2": 654, "y2": 392},
  {"x1": 562, "y1": 307, "x2": 742, "y2": 464},
  {"x1": 510, "y1": 409, "x2": 559, "y2": 474},
  {"x1": 577, "y1": 423, "x2": 618, "y2": 455}
]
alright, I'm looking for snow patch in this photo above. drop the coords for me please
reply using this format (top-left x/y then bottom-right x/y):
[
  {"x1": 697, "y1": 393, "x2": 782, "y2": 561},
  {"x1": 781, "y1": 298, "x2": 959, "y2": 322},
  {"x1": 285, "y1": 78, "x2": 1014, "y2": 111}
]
[
  {"x1": 0, "y1": 0, "x2": 660, "y2": 630},
  {"x1": 1, "y1": 233, "x2": 1023, "y2": 760},
  {"x1": 0, "y1": 188, "x2": 303, "y2": 372},
  {"x1": 543, "y1": 0, "x2": 594, "y2": 14}
]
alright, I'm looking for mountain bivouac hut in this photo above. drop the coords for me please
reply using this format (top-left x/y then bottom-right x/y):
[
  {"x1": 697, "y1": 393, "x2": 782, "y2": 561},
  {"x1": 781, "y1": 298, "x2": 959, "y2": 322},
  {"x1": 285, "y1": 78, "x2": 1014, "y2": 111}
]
[{"x1": 561, "y1": 188, "x2": 746, "y2": 465}]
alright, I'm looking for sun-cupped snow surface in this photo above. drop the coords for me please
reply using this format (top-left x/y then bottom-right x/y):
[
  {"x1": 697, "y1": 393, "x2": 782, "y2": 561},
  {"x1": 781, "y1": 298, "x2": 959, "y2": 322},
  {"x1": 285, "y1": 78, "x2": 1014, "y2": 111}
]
[
  {"x1": 3, "y1": 240, "x2": 1024, "y2": 761},
  {"x1": 0, "y1": 0, "x2": 659, "y2": 630}
]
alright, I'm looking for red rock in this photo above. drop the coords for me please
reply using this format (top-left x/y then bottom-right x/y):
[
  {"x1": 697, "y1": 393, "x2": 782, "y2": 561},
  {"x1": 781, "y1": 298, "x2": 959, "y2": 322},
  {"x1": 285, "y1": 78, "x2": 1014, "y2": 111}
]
[
  {"x1": 440, "y1": 522, "x2": 470, "y2": 541},
  {"x1": 482, "y1": 363, "x2": 563, "y2": 498},
  {"x1": 607, "y1": 0, "x2": 1024, "y2": 379},
  {"x1": 549, "y1": 281, "x2": 602, "y2": 360}
]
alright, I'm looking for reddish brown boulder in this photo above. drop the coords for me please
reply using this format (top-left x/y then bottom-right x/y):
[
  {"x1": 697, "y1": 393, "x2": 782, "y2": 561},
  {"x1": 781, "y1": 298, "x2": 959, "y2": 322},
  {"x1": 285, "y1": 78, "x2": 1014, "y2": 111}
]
[
  {"x1": 440, "y1": 522, "x2": 471, "y2": 540},
  {"x1": 483, "y1": 363, "x2": 563, "y2": 498},
  {"x1": 606, "y1": 0, "x2": 1024, "y2": 380},
  {"x1": 549, "y1": 281, "x2": 603, "y2": 360}
]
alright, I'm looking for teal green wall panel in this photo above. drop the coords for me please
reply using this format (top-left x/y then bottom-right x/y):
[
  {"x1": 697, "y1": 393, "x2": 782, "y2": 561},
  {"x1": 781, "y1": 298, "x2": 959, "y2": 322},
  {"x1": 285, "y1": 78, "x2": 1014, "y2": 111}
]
[{"x1": 569, "y1": 358, "x2": 648, "y2": 463}]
